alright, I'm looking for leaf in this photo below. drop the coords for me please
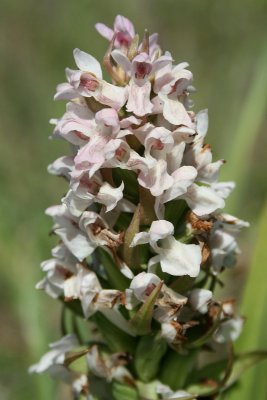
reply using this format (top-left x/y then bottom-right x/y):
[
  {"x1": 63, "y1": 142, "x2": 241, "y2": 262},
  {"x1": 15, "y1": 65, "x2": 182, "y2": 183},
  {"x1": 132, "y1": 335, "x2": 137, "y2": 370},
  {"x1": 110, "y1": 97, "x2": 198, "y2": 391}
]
[
  {"x1": 92, "y1": 312, "x2": 136, "y2": 354},
  {"x1": 113, "y1": 168, "x2": 139, "y2": 203},
  {"x1": 223, "y1": 351, "x2": 267, "y2": 391},
  {"x1": 164, "y1": 199, "x2": 187, "y2": 232},
  {"x1": 114, "y1": 212, "x2": 133, "y2": 231},
  {"x1": 129, "y1": 281, "x2": 163, "y2": 335},
  {"x1": 185, "y1": 382, "x2": 217, "y2": 397},
  {"x1": 221, "y1": 43, "x2": 267, "y2": 215},
  {"x1": 224, "y1": 199, "x2": 267, "y2": 399},
  {"x1": 136, "y1": 381, "x2": 158, "y2": 400},
  {"x1": 112, "y1": 382, "x2": 139, "y2": 400},
  {"x1": 134, "y1": 334, "x2": 167, "y2": 382},
  {"x1": 160, "y1": 349, "x2": 198, "y2": 390},
  {"x1": 169, "y1": 396, "x2": 196, "y2": 400},
  {"x1": 97, "y1": 248, "x2": 130, "y2": 290},
  {"x1": 170, "y1": 275, "x2": 196, "y2": 294},
  {"x1": 60, "y1": 297, "x2": 84, "y2": 317},
  {"x1": 139, "y1": 186, "x2": 156, "y2": 225},
  {"x1": 123, "y1": 204, "x2": 141, "y2": 270},
  {"x1": 186, "y1": 314, "x2": 227, "y2": 350},
  {"x1": 187, "y1": 358, "x2": 228, "y2": 386},
  {"x1": 186, "y1": 351, "x2": 267, "y2": 397},
  {"x1": 64, "y1": 347, "x2": 89, "y2": 371}
]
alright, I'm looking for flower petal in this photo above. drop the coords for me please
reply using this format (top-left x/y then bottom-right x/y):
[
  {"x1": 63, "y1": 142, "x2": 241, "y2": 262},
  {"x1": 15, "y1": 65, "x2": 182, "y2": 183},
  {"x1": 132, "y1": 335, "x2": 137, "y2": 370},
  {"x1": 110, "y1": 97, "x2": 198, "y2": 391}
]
[
  {"x1": 189, "y1": 288, "x2": 212, "y2": 313},
  {"x1": 111, "y1": 49, "x2": 132, "y2": 73},
  {"x1": 138, "y1": 158, "x2": 173, "y2": 197},
  {"x1": 95, "y1": 23, "x2": 114, "y2": 41},
  {"x1": 129, "y1": 272, "x2": 161, "y2": 302},
  {"x1": 183, "y1": 184, "x2": 225, "y2": 216},
  {"x1": 149, "y1": 220, "x2": 174, "y2": 241},
  {"x1": 196, "y1": 109, "x2": 209, "y2": 137},
  {"x1": 159, "y1": 93, "x2": 193, "y2": 127},
  {"x1": 95, "y1": 81, "x2": 128, "y2": 110},
  {"x1": 73, "y1": 48, "x2": 102, "y2": 79},
  {"x1": 126, "y1": 80, "x2": 153, "y2": 116},
  {"x1": 157, "y1": 236, "x2": 202, "y2": 277},
  {"x1": 162, "y1": 166, "x2": 198, "y2": 203},
  {"x1": 96, "y1": 182, "x2": 124, "y2": 212},
  {"x1": 114, "y1": 15, "x2": 135, "y2": 38}
]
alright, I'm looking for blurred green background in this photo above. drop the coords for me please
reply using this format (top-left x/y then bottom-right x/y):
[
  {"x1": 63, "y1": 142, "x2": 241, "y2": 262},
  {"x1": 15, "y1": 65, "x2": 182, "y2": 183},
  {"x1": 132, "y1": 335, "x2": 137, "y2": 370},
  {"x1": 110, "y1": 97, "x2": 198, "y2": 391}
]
[{"x1": 0, "y1": 0, "x2": 266, "y2": 399}]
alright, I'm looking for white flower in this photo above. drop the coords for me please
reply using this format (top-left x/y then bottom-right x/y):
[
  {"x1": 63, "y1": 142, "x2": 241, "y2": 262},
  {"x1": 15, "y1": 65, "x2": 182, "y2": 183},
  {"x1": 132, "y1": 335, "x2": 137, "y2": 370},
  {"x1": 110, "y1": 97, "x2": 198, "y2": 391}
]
[
  {"x1": 128, "y1": 151, "x2": 174, "y2": 196},
  {"x1": 181, "y1": 184, "x2": 225, "y2": 217},
  {"x1": 46, "y1": 205, "x2": 96, "y2": 261},
  {"x1": 29, "y1": 334, "x2": 79, "y2": 374},
  {"x1": 189, "y1": 289, "x2": 212, "y2": 314},
  {"x1": 209, "y1": 214, "x2": 249, "y2": 269},
  {"x1": 213, "y1": 317, "x2": 244, "y2": 343},
  {"x1": 47, "y1": 156, "x2": 74, "y2": 179},
  {"x1": 63, "y1": 178, "x2": 124, "y2": 217},
  {"x1": 87, "y1": 345, "x2": 133, "y2": 383},
  {"x1": 129, "y1": 272, "x2": 162, "y2": 302},
  {"x1": 157, "y1": 383, "x2": 196, "y2": 399},
  {"x1": 36, "y1": 247, "x2": 77, "y2": 299},
  {"x1": 131, "y1": 220, "x2": 202, "y2": 277},
  {"x1": 149, "y1": 236, "x2": 202, "y2": 277},
  {"x1": 161, "y1": 322, "x2": 177, "y2": 344},
  {"x1": 50, "y1": 101, "x2": 94, "y2": 146},
  {"x1": 211, "y1": 181, "x2": 236, "y2": 199}
]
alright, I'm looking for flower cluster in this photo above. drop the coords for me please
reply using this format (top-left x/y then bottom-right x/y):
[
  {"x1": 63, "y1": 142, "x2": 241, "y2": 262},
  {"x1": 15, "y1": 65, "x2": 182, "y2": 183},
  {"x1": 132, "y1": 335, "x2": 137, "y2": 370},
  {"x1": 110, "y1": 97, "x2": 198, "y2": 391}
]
[{"x1": 31, "y1": 15, "x2": 249, "y2": 400}]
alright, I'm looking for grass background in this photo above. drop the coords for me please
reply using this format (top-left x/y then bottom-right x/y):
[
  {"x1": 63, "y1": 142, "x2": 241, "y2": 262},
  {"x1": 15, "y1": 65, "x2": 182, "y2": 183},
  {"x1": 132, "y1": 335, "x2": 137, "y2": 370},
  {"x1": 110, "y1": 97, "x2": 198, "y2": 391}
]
[{"x1": 0, "y1": 0, "x2": 266, "y2": 399}]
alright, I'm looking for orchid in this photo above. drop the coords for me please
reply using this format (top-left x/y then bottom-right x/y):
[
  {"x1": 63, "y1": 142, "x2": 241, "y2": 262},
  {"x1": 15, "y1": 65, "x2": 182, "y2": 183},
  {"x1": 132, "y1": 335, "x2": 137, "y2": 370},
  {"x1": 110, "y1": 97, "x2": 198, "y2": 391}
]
[{"x1": 31, "y1": 14, "x2": 255, "y2": 400}]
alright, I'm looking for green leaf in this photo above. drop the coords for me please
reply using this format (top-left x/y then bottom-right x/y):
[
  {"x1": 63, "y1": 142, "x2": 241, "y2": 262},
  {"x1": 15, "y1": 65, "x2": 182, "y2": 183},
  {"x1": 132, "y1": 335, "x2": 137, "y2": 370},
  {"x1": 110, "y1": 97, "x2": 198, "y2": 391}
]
[
  {"x1": 185, "y1": 382, "x2": 216, "y2": 397},
  {"x1": 168, "y1": 396, "x2": 196, "y2": 400},
  {"x1": 188, "y1": 358, "x2": 228, "y2": 385},
  {"x1": 186, "y1": 314, "x2": 227, "y2": 350},
  {"x1": 97, "y1": 248, "x2": 130, "y2": 291},
  {"x1": 224, "y1": 199, "x2": 267, "y2": 399},
  {"x1": 92, "y1": 312, "x2": 136, "y2": 354},
  {"x1": 170, "y1": 275, "x2": 196, "y2": 294},
  {"x1": 112, "y1": 382, "x2": 139, "y2": 400},
  {"x1": 221, "y1": 43, "x2": 267, "y2": 215},
  {"x1": 114, "y1": 212, "x2": 133, "y2": 231},
  {"x1": 223, "y1": 351, "x2": 267, "y2": 391},
  {"x1": 64, "y1": 347, "x2": 89, "y2": 372},
  {"x1": 113, "y1": 168, "x2": 139, "y2": 203},
  {"x1": 160, "y1": 349, "x2": 198, "y2": 390},
  {"x1": 60, "y1": 298, "x2": 84, "y2": 317},
  {"x1": 90, "y1": 376, "x2": 113, "y2": 400},
  {"x1": 223, "y1": 202, "x2": 267, "y2": 400},
  {"x1": 136, "y1": 381, "x2": 158, "y2": 399},
  {"x1": 122, "y1": 204, "x2": 141, "y2": 270},
  {"x1": 134, "y1": 334, "x2": 167, "y2": 382},
  {"x1": 164, "y1": 200, "x2": 187, "y2": 232},
  {"x1": 139, "y1": 186, "x2": 156, "y2": 225},
  {"x1": 186, "y1": 351, "x2": 267, "y2": 398},
  {"x1": 64, "y1": 347, "x2": 89, "y2": 366},
  {"x1": 129, "y1": 281, "x2": 163, "y2": 335}
]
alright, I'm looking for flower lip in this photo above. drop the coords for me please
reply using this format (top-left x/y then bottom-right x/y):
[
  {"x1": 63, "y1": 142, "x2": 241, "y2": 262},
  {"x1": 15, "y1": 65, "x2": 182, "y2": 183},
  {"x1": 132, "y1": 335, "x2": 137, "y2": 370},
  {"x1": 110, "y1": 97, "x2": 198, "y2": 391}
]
[{"x1": 80, "y1": 73, "x2": 99, "y2": 92}]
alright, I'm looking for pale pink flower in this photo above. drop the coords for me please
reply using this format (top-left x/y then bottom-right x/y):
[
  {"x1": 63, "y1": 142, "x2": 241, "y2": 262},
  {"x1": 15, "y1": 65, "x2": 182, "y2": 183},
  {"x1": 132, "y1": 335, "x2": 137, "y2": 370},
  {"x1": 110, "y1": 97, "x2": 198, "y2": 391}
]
[
  {"x1": 112, "y1": 50, "x2": 171, "y2": 116},
  {"x1": 95, "y1": 15, "x2": 135, "y2": 48},
  {"x1": 55, "y1": 49, "x2": 128, "y2": 110}
]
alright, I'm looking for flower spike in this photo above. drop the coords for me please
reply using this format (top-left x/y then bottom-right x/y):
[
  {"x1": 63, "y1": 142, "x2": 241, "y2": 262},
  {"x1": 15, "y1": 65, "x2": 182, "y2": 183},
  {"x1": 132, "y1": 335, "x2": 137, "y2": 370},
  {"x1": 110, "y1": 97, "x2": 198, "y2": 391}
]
[{"x1": 31, "y1": 14, "x2": 252, "y2": 400}]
